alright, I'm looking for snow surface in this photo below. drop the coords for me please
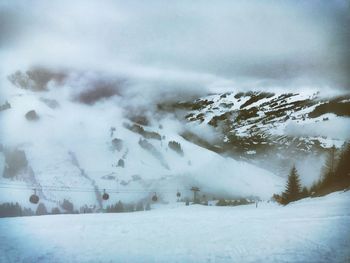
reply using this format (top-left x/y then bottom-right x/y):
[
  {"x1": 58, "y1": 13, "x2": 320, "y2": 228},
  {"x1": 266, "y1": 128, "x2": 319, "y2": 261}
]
[
  {"x1": 0, "y1": 191, "x2": 349, "y2": 263},
  {"x1": 0, "y1": 81, "x2": 284, "y2": 209}
]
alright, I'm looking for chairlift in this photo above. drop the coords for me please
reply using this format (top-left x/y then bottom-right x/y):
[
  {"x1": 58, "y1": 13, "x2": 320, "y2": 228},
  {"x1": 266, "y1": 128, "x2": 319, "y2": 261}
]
[
  {"x1": 29, "y1": 189, "x2": 39, "y2": 204},
  {"x1": 102, "y1": 189, "x2": 109, "y2": 200},
  {"x1": 176, "y1": 191, "x2": 181, "y2": 198}
]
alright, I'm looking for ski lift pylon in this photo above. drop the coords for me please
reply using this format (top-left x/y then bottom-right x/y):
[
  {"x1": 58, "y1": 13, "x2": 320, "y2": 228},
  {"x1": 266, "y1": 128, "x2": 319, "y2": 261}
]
[
  {"x1": 152, "y1": 192, "x2": 158, "y2": 202},
  {"x1": 102, "y1": 189, "x2": 109, "y2": 200}
]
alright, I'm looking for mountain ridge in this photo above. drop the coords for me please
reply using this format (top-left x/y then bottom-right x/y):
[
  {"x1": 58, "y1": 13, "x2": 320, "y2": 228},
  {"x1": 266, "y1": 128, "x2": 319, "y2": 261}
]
[{"x1": 0, "y1": 70, "x2": 349, "y2": 210}]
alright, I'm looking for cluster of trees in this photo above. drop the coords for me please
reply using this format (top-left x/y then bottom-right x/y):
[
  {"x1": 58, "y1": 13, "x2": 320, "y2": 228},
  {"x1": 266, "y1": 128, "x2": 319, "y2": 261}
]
[
  {"x1": 111, "y1": 138, "x2": 123, "y2": 152},
  {"x1": 274, "y1": 143, "x2": 350, "y2": 205},
  {"x1": 0, "y1": 199, "x2": 84, "y2": 217},
  {"x1": 216, "y1": 198, "x2": 254, "y2": 207},
  {"x1": 0, "y1": 199, "x2": 153, "y2": 218},
  {"x1": 124, "y1": 123, "x2": 161, "y2": 140},
  {"x1": 0, "y1": 202, "x2": 66, "y2": 218},
  {"x1": 310, "y1": 144, "x2": 350, "y2": 196},
  {"x1": 0, "y1": 202, "x2": 34, "y2": 217},
  {"x1": 105, "y1": 201, "x2": 151, "y2": 213},
  {"x1": 168, "y1": 141, "x2": 184, "y2": 156}
]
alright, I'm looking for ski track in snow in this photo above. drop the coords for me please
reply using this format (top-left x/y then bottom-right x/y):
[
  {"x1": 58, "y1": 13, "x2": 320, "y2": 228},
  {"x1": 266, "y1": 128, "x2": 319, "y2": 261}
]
[{"x1": 0, "y1": 191, "x2": 349, "y2": 263}]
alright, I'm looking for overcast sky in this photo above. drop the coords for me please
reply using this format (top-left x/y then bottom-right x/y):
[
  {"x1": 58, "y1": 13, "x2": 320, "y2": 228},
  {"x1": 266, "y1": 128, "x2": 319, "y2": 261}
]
[{"x1": 0, "y1": 0, "x2": 349, "y2": 97}]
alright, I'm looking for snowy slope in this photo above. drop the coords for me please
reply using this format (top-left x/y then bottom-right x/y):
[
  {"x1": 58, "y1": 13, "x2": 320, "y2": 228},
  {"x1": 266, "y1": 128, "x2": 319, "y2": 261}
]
[
  {"x1": 0, "y1": 74, "x2": 284, "y2": 210},
  {"x1": 0, "y1": 191, "x2": 349, "y2": 263},
  {"x1": 175, "y1": 91, "x2": 349, "y2": 149},
  {"x1": 161, "y1": 90, "x2": 350, "y2": 183}
]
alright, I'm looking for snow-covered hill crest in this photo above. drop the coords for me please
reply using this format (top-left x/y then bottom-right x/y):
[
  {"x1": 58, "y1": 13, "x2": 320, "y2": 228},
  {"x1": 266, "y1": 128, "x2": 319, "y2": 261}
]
[{"x1": 0, "y1": 71, "x2": 287, "y2": 209}]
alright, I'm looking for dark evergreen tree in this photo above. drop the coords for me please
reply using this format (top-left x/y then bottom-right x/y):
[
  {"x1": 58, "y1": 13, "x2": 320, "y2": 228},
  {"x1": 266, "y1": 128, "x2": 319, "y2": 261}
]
[
  {"x1": 123, "y1": 203, "x2": 134, "y2": 212},
  {"x1": 36, "y1": 203, "x2": 48, "y2": 215},
  {"x1": 309, "y1": 143, "x2": 350, "y2": 197},
  {"x1": 319, "y1": 145, "x2": 337, "y2": 193},
  {"x1": 309, "y1": 181, "x2": 318, "y2": 196},
  {"x1": 0, "y1": 202, "x2": 23, "y2": 217},
  {"x1": 135, "y1": 201, "x2": 144, "y2": 211},
  {"x1": 51, "y1": 207, "x2": 61, "y2": 214},
  {"x1": 168, "y1": 141, "x2": 184, "y2": 156},
  {"x1": 300, "y1": 186, "x2": 309, "y2": 199},
  {"x1": 111, "y1": 138, "x2": 123, "y2": 151},
  {"x1": 106, "y1": 201, "x2": 125, "y2": 213},
  {"x1": 22, "y1": 207, "x2": 34, "y2": 216},
  {"x1": 117, "y1": 159, "x2": 125, "y2": 168},
  {"x1": 105, "y1": 205, "x2": 112, "y2": 213},
  {"x1": 80, "y1": 205, "x2": 93, "y2": 214},
  {"x1": 335, "y1": 143, "x2": 350, "y2": 189},
  {"x1": 115, "y1": 201, "x2": 124, "y2": 212},
  {"x1": 60, "y1": 199, "x2": 74, "y2": 213},
  {"x1": 282, "y1": 166, "x2": 302, "y2": 204},
  {"x1": 272, "y1": 194, "x2": 282, "y2": 204}
]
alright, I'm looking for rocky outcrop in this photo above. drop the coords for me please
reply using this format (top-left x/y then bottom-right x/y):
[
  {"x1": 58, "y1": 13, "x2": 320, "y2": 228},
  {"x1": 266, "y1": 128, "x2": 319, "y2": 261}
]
[
  {"x1": 8, "y1": 68, "x2": 66, "y2": 91},
  {"x1": 25, "y1": 110, "x2": 39, "y2": 121},
  {"x1": 0, "y1": 101, "x2": 11, "y2": 112}
]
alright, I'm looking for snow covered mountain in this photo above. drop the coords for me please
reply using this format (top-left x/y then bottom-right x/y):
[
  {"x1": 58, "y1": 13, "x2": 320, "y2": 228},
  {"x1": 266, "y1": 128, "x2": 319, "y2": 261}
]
[
  {"x1": 0, "y1": 69, "x2": 284, "y2": 211},
  {"x1": 159, "y1": 90, "x2": 350, "y2": 181},
  {"x1": 0, "y1": 69, "x2": 349, "y2": 211}
]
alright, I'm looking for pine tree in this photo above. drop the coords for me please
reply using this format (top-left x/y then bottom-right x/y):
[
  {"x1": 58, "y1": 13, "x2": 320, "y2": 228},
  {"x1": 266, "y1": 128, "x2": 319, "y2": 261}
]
[
  {"x1": 36, "y1": 203, "x2": 48, "y2": 216},
  {"x1": 321, "y1": 145, "x2": 337, "y2": 187},
  {"x1": 51, "y1": 207, "x2": 61, "y2": 214},
  {"x1": 115, "y1": 201, "x2": 124, "y2": 213},
  {"x1": 300, "y1": 186, "x2": 309, "y2": 199},
  {"x1": 60, "y1": 199, "x2": 74, "y2": 213},
  {"x1": 315, "y1": 145, "x2": 339, "y2": 195},
  {"x1": 135, "y1": 201, "x2": 144, "y2": 211},
  {"x1": 335, "y1": 143, "x2": 350, "y2": 189},
  {"x1": 282, "y1": 166, "x2": 302, "y2": 204}
]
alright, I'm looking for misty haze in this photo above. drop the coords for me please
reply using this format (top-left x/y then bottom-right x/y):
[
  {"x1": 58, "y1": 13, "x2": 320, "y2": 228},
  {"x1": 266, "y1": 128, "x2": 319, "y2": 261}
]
[{"x1": 0, "y1": 1, "x2": 349, "y2": 263}]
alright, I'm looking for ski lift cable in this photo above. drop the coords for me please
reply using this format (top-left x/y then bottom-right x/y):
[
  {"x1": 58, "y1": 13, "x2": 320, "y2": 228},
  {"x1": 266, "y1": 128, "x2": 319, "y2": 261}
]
[
  {"x1": 0, "y1": 184, "x2": 191, "y2": 194},
  {"x1": 0, "y1": 184, "x2": 189, "y2": 192},
  {"x1": 0, "y1": 182, "x2": 192, "y2": 191},
  {"x1": 0, "y1": 182, "x2": 189, "y2": 191}
]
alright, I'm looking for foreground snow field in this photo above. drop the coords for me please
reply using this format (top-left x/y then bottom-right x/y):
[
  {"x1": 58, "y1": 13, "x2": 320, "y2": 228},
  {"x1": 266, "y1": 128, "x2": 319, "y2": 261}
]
[{"x1": 0, "y1": 191, "x2": 349, "y2": 263}]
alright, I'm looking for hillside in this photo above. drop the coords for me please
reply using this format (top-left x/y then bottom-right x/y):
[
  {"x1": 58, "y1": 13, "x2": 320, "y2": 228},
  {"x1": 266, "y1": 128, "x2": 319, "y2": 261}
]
[
  {"x1": 0, "y1": 70, "x2": 349, "y2": 211},
  {"x1": 159, "y1": 91, "x2": 350, "y2": 178},
  {"x1": 0, "y1": 71, "x2": 284, "y2": 211}
]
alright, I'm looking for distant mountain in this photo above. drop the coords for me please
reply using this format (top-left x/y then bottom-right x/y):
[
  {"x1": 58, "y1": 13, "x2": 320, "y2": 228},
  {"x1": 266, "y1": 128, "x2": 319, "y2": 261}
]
[
  {"x1": 158, "y1": 91, "x2": 350, "y2": 176},
  {"x1": 0, "y1": 70, "x2": 286, "y2": 211},
  {"x1": 0, "y1": 69, "x2": 349, "y2": 210}
]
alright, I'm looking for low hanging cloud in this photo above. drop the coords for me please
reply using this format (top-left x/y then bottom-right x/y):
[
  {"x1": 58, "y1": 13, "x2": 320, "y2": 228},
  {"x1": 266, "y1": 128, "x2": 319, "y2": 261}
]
[
  {"x1": 285, "y1": 117, "x2": 350, "y2": 141},
  {"x1": 0, "y1": 0, "x2": 349, "y2": 102}
]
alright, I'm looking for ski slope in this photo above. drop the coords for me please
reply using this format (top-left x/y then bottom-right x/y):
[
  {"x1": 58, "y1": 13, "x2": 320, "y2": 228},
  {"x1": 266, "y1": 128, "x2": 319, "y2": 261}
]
[
  {"x1": 0, "y1": 80, "x2": 284, "y2": 209},
  {"x1": 0, "y1": 191, "x2": 349, "y2": 263}
]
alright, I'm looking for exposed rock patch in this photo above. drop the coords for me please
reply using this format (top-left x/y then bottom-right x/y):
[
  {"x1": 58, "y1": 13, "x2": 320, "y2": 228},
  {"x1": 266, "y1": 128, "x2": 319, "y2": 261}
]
[{"x1": 25, "y1": 110, "x2": 39, "y2": 121}]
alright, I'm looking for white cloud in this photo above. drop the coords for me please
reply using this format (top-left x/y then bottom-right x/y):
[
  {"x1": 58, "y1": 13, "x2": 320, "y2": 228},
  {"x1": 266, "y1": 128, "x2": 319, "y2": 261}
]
[
  {"x1": 285, "y1": 116, "x2": 350, "y2": 141},
  {"x1": 0, "y1": 0, "x2": 349, "y2": 100}
]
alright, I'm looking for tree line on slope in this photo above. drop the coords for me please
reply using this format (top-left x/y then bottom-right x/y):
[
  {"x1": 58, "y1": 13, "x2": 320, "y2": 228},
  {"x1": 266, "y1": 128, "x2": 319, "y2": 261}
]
[
  {"x1": 274, "y1": 143, "x2": 350, "y2": 205},
  {"x1": 0, "y1": 199, "x2": 152, "y2": 218}
]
